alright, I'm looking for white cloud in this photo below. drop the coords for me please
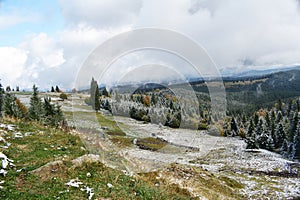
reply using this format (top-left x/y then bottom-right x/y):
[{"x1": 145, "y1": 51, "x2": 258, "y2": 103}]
[
  {"x1": 3, "y1": 0, "x2": 300, "y2": 89},
  {"x1": 20, "y1": 33, "x2": 65, "y2": 68},
  {"x1": 0, "y1": 47, "x2": 27, "y2": 87},
  {"x1": 58, "y1": 0, "x2": 142, "y2": 28}
]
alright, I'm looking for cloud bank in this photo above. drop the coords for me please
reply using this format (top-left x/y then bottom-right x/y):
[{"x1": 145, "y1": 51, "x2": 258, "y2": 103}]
[{"x1": 1, "y1": 0, "x2": 300, "y2": 90}]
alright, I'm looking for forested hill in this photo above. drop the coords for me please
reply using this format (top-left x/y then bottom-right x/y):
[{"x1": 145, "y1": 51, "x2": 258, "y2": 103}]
[{"x1": 218, "y1": 69, "x2": 300, "y2": 114}]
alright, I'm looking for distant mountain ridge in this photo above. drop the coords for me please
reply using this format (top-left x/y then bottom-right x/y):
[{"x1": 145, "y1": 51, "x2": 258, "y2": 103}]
[{"x1": 220, "y1": 65, "x2": 300, "y2": 78}]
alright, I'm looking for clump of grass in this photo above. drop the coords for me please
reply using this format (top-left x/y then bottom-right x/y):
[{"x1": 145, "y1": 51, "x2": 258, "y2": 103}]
[
  {"x1": 107, "y1": 131, "x2": 126, "y2": 136},
  {"x1": 136, "y1": 137, "x2": 168, "y2": 151},
  {"x1": 110, "y1": 136, "x2": 133, "y2": 147},
  {"x1": 219, "y1": 175, "x2": 244, "y2": 189}
]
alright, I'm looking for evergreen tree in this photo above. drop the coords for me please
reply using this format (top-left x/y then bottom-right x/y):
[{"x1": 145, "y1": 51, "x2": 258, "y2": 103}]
[
  {"x1": 246, "y1": 119, "x2": 258, "y2": 149},
  {"x1": 3, "y1": 93, "x2": 15, "y2": 117},
  {"x1": 276, "y1": 111, "x2": 283, "y2": 123},
  {"x1": 28, "y1": 85, "x2": 42, "y2": 120},
  {"x1": 255, "y1": 118, "x2": 264, "y2": 137},
  {"x1": 89, "y1": 78, "x2": 100, "y2": 111},
  {"x1": 51, "y1": 86, "x2": 55, "y2": 92},
  {"x1": 16, "y1": 86, "x2": 19, "y2": 92},
  {"x1": 254, "y1": 113, "x2": 259, "y2": 126},
  {"x1": 288, "y1": 112, "x2": 298, "y2": 143},
  {"x1": 275, "y1": 122, "x2": 285, "y2": 148},
  {"x1": 6, "y1": 86, "x2": 11, "y2": 92},
  {"x1": 292, "y1": 127, "x2": 300, "y2": 160},
  {"x1": 230, "y1": 117, "x2": 238, "y2": 136},
  {"x1": 94, "y1": 84, "x2": 100, "y2": 112},
  {"x1": 265, "y1": 112, "x2": 270, "y2": 128},
  {"x1": 53, "y1": 104, "x2": 64, "y2": 127},
  {"x1": 0, "y1": 83, "x2": 4, "y2": 117},
  {"x1": 42, "y1": 97, "x2": 64, "y2": 127},
  {"x1": 102, "y1": 87, "x2": 109, "y2": 97},
  {"x1": 151, "y1": 93, "x2": 156, "y2": 105},
  {"x1": 55, "y1": 85, "x2": 60, "y2": 92}
]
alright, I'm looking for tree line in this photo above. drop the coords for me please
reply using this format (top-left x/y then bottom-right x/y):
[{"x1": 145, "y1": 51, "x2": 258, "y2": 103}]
[
  {"x1": 222, "y1": 98, "x2": 300, "y2": 161},
  {"x1": 0, "y1": 84, "x2": 65, "y2": 128}
]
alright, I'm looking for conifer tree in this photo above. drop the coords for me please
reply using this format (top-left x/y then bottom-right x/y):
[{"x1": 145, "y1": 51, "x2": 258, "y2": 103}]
[
  {"x1": 102, "y1": 87, "x2": 109, "y2": 97},
  {"x1": 230, "y1": 117, "x2": 238, "y2": 136},
  {"x1": 55, "y1": 85, "x2": 60, "y2": 92},
  {"x1": 6, "y1": 86, "x2": 11, "y2": 92},
  {"x1": 0, "y1": 83, "x2": 4, "y2": 117},
  {"x1": 254, "y1": 113, "x2": 259, "y2": 126},
  {"x1": 246, "y1": 119, "x2": 258, "y2": 149},
  {"x1": 292, "y1": 127, "x2": 300, "y2": 160},
  {"x1": 94, "y1": 84, "x2": 100, "y2": 112},
  {"x1": 28, "y1": 85, "x2": 42, "y2": 120},
  {"x1": 288, "y1": 112, "x2": 298, "y2": 143},
  {"x1": 51, "y1": 86, "x2": 55, "y2": 92},
  {"x1": 275, "y1": 122, "x2": 285, "y2": 148},
  {"x1": 90, "y1": 78, "x2": 96, "y2": 109},
  {"x1": 89, "y1": 78, "x2": 101, "y2": 112},
  {"x1": 3, "y1": 93, "x2": 15, "y2": 117}
]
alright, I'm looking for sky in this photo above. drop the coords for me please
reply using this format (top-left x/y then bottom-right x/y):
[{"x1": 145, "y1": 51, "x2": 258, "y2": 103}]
[{"x1": 1, "y1": 0, "x2": 300, "y2": 90}]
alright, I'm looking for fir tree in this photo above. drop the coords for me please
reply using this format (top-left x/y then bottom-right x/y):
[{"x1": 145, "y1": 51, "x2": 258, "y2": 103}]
[
  {"x1": 6, "y1": 86, "x2": 11, "y2": 92},
  {"x1": 102, "y1": 87, "x2": 109, "y2": 97},
  {"x1": 254, "y1": 113, "x2": 259, "y2": 126},
  {"x1": 3, "y1": 93, "x2": 15, "y2": 117},
  {"x1": 265, "y1": 112, "x2": 270, "y2": 128},
  {"x1": 292, "y1": 127, "x2": 300, "y2": 160},
  {"x1": 90, "y1": 78, "x2": 96, "y2": 109},
  {"x1": 276, "y1": 111, "x2": 283, "y2": 123},
  {"x1": 0, "y1": 83, "x2": 4, "y2": 117},
  {"x1": 246, "y1": 119, "x2": 258, "y2": 149},
  {"x1": 230, "y1": 117, "x2": 238, "y2": 136},
  {"x1": 28, "y1": 85, "x2": 42, "y2": 121},
  {"x1": 151, "y1": 93, "x2": 156, "y2": 105},
  {"x1": 55, "y1": 85, "x2": 60, "y2": 92},
  {"x1": 275, "y1": 122, "x2": 285, "y2": 148},
  {"x1": 51, "y1": 86, "x2": 55, "y2": 92},
  {"x1": 288, "y1": 112, "x2": 298, "y2": 143},
  {"x1": 257, "y1": 130, "x2": 269, "y2": 149},
  {"x1": 94, "y1": 84, "x2": 100, "y2": 112}
]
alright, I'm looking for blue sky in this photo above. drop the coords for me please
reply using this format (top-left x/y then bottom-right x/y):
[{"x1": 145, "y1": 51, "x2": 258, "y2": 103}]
[
  {"x1": 1, "y1": 0, "x2": 300, "y2": 90},
  {"x1": 0, "y1": 0, "x2": 63, "y2": 46}
]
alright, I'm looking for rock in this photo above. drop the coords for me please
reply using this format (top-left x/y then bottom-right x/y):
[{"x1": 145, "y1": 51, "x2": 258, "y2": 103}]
[
  {"x1": 0, "y1": 136, "x2": 6, "y2": 143},
  {"x1": 0, "y1": 169, "x2": 7, "y2": 176},
  {"x1": 13, "y1": 132, "x2": 23, "y2": 138},
  {"x1": 30, "y1": 160, "x2": 64, "y2": 175},
  {"x1": 133, "y1": 138, "x2": 137, "y2": 145},
  {"x1": 71, "y1": 154, "x2": 101, "y2": 167}
]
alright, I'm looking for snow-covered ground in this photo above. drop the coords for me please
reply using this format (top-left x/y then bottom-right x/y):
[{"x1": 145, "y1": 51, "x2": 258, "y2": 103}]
[{"x1": 14, "y1": 93, "x2": 300, "y2": 199}]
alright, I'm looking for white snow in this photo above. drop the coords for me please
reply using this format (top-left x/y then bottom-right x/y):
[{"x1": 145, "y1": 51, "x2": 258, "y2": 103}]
[{"x1": 65, "y1": 179, "x2": 83, "y2": 188}]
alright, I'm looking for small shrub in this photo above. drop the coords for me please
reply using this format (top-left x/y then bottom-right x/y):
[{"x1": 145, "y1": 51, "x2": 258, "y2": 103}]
[
  {"x1": 84, "y1": 97, "x2": 91, "y2": 105},
  {"x1": 59, "y1": 92, "x2": 68, "y2": 100},
  {"x1": 198, "y1": 122, "x2": 208, "y2": 130}
]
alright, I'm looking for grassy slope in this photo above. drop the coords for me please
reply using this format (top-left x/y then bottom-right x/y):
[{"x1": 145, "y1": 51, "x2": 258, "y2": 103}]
[{"x1": 0, "y1": 119, "x2": 195, "y2": 200}]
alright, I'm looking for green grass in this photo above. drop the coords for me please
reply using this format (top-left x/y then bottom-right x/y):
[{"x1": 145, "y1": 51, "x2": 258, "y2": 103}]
[
  {"x1": 0, "y1": 119, "x2": 195, "y2": 200},
  {"x1": 136, "y1": 137, "x2": 168, "y2": 151}
]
